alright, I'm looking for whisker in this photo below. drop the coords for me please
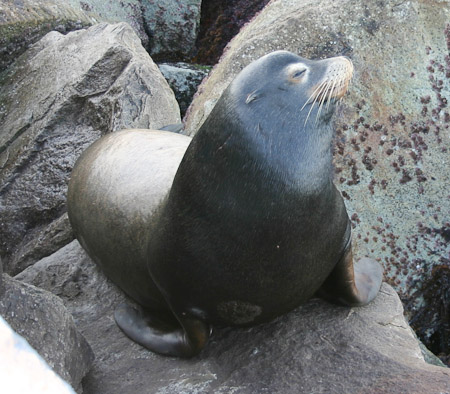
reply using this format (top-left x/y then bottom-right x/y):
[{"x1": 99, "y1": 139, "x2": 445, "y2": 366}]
[
  {"x1": 316, "y1": 80, "x2": 332, "y2": 119},
  {"x1": 303, "y1": 81, "x2": 328, "y2": 123},
  {"x1": 304, "y1": 81, "x2": 328, "y2": 126},
  {"x1": 301, "y1": 58, "x2": 353, "y2": 126},
  {"x1": 300, "y1": 81, "x2": 327, "y2": 111},
  {"x1": 325, "y1": 78, "x2": 338, "y2": 111},
  {"x1": 315, "y1": 80, "x2": 332, "y2": 124}
]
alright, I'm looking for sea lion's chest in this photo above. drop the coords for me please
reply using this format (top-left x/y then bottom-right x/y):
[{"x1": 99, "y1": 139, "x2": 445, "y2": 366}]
[{"x1": 149, "y1": 171, "x2": 349, "y2": 325}]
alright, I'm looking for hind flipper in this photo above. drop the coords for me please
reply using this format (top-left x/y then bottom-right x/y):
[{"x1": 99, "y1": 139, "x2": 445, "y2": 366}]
[{"x1": 114, "y1": 302, "x2": 210, "y2": 358}]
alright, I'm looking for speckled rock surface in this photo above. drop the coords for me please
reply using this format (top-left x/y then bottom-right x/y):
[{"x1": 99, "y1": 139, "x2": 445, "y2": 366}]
[
  {"x1": 65, "y1": 0, "x2": 147, "y2": 45},
  {"x1": 0, "y1": 22, "x2": 180, "y2": 275},
  {"x1": 66, "y1": 0, "x2": 203, "y2": 60},
  {"x1": 193, "y1": 0, "x2": 271, "y2": 64},
  {"x1": 17, "y1": 240, "x2": 450, "y2": 394},
  {"x1": 0, "y1": 0, "x2": 203, "y2": 72},
  {"x1": 0, "y1": 316, "x2": 76, "y2": 394},
  {"x1": 0, "y1": 274, "x2": 93, "y2": 393},
  {"x1": 159, "y1": 62, "x2": 210, "y2": 116},
  {"x1": 0, "y1": 0, "x2": 93, "y2": 73},
  {"x1": 7, "y1": 213, "x2": 74, "y2": 279},
  {"x1": 0, "y1": 257, "x2": 3, "y2": 295},
  {"x1": 184, "y1": 0, "x2": 450, "y2": 321},
  {"x1": 141, "y1": 0, "x2": 202, "y2": 60}
]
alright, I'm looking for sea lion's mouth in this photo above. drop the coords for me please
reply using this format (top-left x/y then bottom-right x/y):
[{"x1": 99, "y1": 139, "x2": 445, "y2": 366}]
[{"x1": 301, "y1": 56, "x2": 354, "y2": 125}]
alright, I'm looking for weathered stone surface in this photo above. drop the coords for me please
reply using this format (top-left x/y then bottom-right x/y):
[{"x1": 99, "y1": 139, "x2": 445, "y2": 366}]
[
  {"x1": 0, "y1": 0, "x2": 203, "y2": 73},
  {"x1": 8, "y1": 213, "x2": 74, "y2": 276},
  {"x1": 193, "y1": 0, "x2": 271, "y2": 64},
  {"x1": 410, "y1": 264, "x2": 450, "y2": 365},
  {"x1": 0, "y1": 0, "x2": 93, "y2": 73},
  {"x1": 0, "y1": 22, "x2": 180, "y2": 274},
  {"x1": 18, "y1": 240, "x2": 450, "y2": 394},
  {"x1": 65, "y1": 0, "x2": 147, "y2": 46},
  {"x1": 141, "y1": 0, "x2": 202, "y2": 61},
  {"x1": 0, "y1": 273, "x2": 94, "y2": 393},
  {"x1": 0, "y1": 316, "x2": 76, "y2": 394},
  {"x1": 66, "y1": 0, "x2": 202, "y2": 60},
  {"x1": 184, "y1": 0, "x2": 450, "y2": 321},
  {"x1": 159, "y1": 62, "x2": 210, "y2": 116},
  {"x1": 15, "y1": 238, "x2": 123, "y2": 312},
  {"x1": 0, "y1": 257, "x2": 3, "y2": 295}
]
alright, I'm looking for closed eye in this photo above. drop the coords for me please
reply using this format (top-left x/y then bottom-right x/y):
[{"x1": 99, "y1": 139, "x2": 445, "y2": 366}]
[
  {"x1": 287, "y1": 63, "x2": 308, "y2": 83},
  {"x1": 292, "y1": 69, "x2": 306, "y2": 78}
]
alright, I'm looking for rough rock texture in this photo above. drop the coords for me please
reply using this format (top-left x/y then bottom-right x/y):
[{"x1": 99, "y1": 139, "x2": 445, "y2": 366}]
[
  {"x1": 0, "y1": 316, "x2": 76, "y2": 394},
  {"x1": 0, "y1": 22, "x2": 180, "y2": 275},
  {"x1": 194, "y1": 0, "x2": 271, "y2": 64},
  {"x1": 0, "y1": 0, "x2": 93, "y2": 73},
  {"x1": 159, "y1": 62, "x2": 210, "y2": 116},
  {"x1": 17, "y1": 240, "x2": 450, "y2": 394},
  {"x1": 0, "y1": 0, "x2": 204, "y2": 72},
  {"x1": 68, "y1": 0, "x2": 203, "y2": 60},
  {"x1": 141, "y1": 0, "x2": 202, "y2": 61},
  {"x1": 410, "y1": 264, "x2": 450, "y2": 365},
  {"x1": 184, "y1": 0, "x2": 450, "y2": 354},
  {"x1": 8, "y1": 213, "x2": 74, "y2": 278},
  {"x1": 0, "y1": 257, "x2": 3, "y2": 295},
  {"x1": 65, "y1": 0, "x2": 147, "y2": 45},
  {"x1": 0, "y1": 273, "x2": 94, "y2": 393}
]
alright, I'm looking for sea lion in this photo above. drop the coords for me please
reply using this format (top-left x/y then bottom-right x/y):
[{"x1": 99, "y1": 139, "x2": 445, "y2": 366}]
[{"x1": 67, "y1": 51, "x2": 383, "y2": 358}]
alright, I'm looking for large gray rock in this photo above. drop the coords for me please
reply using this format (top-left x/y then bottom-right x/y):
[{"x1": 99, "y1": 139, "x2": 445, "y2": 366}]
[
  {"x1": 0, "y1": 0, "x2": 93, "y2": 73},
  {"x1": 0, "y1": 22, "x2": 180, "y2": 275},
  {"x1": 184, "y1": 0, "x2": 450, "y2": 315},
  {"x1": 0, "y1": 273, "x2": 94, "y2": 393},
  {"x1": 18, "y1": 240, "x2": 450, "y2": 394},
  {"x1": 0, "y1": 316, "x2": 76, "y2": 394}
]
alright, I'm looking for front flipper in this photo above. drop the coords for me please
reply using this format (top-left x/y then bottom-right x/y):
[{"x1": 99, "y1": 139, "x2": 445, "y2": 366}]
[
  {"x1": 316, "y1": 241, "x2": 383, "y2": 307},
  {"x1": 114, "y1": 303, "x2": 210, "y2": 358}
]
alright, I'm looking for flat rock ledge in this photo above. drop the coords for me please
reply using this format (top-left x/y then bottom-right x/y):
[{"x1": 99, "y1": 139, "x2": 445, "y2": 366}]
[{"x1": 17, "y1": 240, "x2": 450, "y2": 394}]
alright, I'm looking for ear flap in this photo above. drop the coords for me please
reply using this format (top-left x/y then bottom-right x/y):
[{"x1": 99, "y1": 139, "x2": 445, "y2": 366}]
[{"x1": 245, "y1": 90, "x2": 261, "y2": 104}]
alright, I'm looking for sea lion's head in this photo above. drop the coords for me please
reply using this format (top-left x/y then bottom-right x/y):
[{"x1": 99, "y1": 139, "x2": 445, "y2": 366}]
[
  {"x1": 191, "y1": 50, "x2": 354, "y2": 185},
  {"x1": 227, "y1": 50, "x2": 353, "y2": 129}
]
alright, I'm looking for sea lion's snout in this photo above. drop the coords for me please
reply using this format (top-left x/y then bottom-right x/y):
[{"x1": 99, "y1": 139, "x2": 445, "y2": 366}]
[
  {"x1": 301, "y1": 56, "x2": 353, "y2": 124},
  {"x1": 310, "y1": 56, "x2": 353, "y2": 103},
  {"x1": 323, "y1": 56, "x2": 353, "y2": 100}
]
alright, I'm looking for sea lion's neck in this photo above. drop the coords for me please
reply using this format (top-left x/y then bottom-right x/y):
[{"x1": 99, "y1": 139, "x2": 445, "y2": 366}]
[
  {"x1": 244, "y1": 117, "x2": 335, "y2": 194},
  {"x1": 187, "y1": 99, "x2": 335, "y2": 199}
]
